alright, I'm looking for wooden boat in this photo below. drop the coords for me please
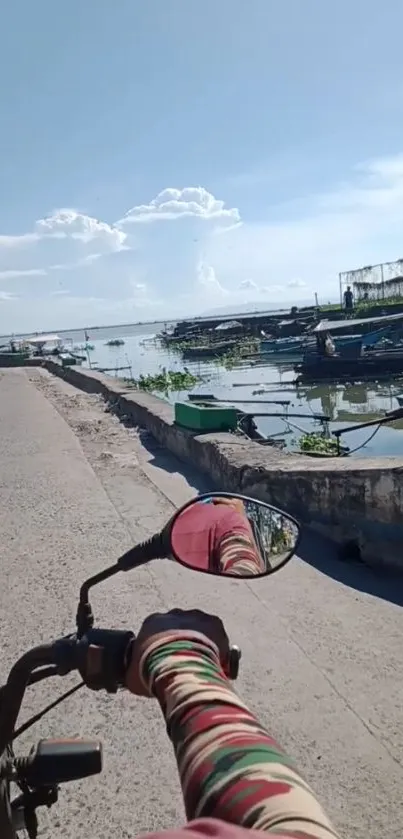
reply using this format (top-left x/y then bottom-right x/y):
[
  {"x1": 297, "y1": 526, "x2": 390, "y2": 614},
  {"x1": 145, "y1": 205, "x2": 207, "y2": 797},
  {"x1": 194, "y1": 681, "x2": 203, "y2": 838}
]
[
  {"x1": 261, "y1": 325, "x2": 392, "y2": 359},
  {"x1": 260, "y1": 337, "x2": 306, "y2": 354},
  {"x1": 296, "y1": 348, "x2": 403, "y2": 382},
  {"x1": 296, "y1": 312, "x2": 403, "y2": 381},
  {"x1": 182, "y1": 340, "x2": 236, "y2": 360},
  {"x1": 106, "y1": 338, "x2": 125, "y2": 347}
]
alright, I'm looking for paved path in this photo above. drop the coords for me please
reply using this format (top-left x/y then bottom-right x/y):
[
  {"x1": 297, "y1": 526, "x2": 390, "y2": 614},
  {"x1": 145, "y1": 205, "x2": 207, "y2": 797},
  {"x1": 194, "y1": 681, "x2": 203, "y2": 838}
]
[{"x1": 0, "y1": 369, "x2": 402, "y2": 839}]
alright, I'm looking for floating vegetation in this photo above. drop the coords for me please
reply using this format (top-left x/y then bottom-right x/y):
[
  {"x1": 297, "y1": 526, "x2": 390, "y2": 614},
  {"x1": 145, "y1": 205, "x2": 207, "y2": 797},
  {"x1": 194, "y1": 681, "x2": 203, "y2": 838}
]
[
  {"x1": 221, "y1": 339, "x2": 260, "y2": 369},
  {"x1": 124, "y1": 368, "x2": 200, "y2": 393},
  {"x1": 297, "y1": 431, "x2": 346, "y2": 456}
]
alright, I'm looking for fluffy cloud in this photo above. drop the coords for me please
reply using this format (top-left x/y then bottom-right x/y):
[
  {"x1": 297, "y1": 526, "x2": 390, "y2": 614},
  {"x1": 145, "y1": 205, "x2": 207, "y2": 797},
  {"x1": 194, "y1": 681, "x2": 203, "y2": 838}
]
[
  {"x1": 239, "y1": 279, "x2": 259, "y2": 291},
  {"x1": 4, "y1": 156, "x2": 403, "y2": 331},
  {"x1": 119, "y1": 187, "x2": 240, "y2": 226},
  {"x1": 287, "y1": 279, "x2": 306, "y2": 288},
  {"x1": 0, "y1": 209, "x2": 127, "y2": 281},
  {"x1": 36, "y1": 209, "x2": 126, "y2": 248}
]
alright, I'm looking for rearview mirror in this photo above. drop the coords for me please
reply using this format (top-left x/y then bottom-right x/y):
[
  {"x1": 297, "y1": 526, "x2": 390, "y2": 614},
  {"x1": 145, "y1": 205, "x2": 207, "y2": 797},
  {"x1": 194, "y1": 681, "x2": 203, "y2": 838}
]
[{"x1": 169, "y1": 493, "x2": 300, "y2": 578}]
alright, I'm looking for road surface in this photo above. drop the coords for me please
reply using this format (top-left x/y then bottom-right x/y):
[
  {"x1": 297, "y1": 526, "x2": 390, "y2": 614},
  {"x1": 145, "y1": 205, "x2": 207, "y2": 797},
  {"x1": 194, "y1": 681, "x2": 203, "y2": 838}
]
[{"x1": 0, "y1": 368, "x2": 402, "y2": 839}]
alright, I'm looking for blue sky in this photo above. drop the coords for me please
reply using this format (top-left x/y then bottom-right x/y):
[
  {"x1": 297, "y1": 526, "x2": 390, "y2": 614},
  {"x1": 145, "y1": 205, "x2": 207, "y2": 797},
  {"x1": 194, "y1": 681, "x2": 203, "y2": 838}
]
[{"x1": 2, "y1": 0, "x2": 403, "y2": 331}]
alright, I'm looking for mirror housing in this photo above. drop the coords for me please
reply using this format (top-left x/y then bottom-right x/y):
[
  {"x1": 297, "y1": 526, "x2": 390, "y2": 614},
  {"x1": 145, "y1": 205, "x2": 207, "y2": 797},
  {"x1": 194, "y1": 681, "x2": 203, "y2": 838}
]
[
  {"x1": 168, "y1": 492, "x2": 300, "y2": 579},
  {"x1": 78, "y1": 492, "x2": 300, "y2": 634}
]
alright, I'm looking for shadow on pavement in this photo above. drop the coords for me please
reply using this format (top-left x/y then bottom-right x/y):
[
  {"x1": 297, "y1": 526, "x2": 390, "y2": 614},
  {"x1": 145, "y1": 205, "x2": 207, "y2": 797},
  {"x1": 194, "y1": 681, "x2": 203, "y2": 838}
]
[
  {"x1": 299, "y1": 526, "x2": 403, "y2": 607},
  {"x1": 135, "y1": 425, "x2": 403, "y2": 608},
  {"x1": 138, "y1": 429, "x2": 212, "y2": 494}
]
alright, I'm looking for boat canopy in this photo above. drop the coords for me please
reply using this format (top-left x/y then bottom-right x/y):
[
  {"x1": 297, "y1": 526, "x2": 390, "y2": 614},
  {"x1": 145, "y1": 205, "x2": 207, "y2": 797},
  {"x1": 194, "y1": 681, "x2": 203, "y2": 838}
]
[
  {"x1": 313, "y1": 312, "x2": 403, "y2": 333},
  {"x1": 215, "y1": 320, "x2": 242, "y2": 331},
  {"x1": 24, "y1": 334, "x2": 61, "y2": 345}
]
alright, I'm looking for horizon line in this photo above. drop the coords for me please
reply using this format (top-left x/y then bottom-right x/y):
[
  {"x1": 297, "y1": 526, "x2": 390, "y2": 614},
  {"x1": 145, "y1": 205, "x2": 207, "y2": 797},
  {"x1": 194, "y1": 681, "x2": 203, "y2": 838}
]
[{"x1": 3, "y1": 303, "x2": 323, "y2": 339}]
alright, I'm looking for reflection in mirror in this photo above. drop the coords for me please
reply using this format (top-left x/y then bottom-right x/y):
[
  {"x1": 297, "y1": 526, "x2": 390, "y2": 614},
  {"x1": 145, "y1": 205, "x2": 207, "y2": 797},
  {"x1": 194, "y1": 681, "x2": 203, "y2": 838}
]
[{"x1": 170, "y1": 494, "x2": 299, "y2": 578}]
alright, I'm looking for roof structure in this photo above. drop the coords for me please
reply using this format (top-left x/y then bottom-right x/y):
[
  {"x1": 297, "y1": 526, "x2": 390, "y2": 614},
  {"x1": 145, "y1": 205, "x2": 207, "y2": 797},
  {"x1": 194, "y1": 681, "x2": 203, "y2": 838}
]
[
  {"x1": 24, "y1": 334, "x2": 61, "y2": 344},
  {"x1": 313, "y1": 312, "x2": 403, "y2": 333}
]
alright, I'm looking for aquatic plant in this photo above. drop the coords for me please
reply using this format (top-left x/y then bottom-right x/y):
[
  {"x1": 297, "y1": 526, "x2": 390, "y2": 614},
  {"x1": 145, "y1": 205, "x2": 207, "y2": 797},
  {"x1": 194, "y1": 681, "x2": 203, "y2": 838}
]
[
  {"x1": 297, "y1": 431, "x2": 343, "y2": 456},
  {"x1": 220, "y1": 339, "x2": 260, "y2": 369},
  {"x1": 124, "y1": 367, "x2": 200, "y2": 393}
]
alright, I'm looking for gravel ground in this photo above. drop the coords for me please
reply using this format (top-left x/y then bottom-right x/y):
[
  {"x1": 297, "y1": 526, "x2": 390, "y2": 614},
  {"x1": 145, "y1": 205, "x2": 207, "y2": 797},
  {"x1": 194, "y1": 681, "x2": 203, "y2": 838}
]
[{"x1": 0, "y1": 368, "x2": 402, "y2": 838}]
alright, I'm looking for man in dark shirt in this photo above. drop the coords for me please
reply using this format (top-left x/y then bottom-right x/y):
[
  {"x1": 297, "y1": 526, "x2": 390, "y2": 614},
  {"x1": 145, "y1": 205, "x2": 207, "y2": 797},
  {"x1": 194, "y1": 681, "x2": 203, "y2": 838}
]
[{"x1": 343, "y1": 286, "x2": 353, "y2": 311}]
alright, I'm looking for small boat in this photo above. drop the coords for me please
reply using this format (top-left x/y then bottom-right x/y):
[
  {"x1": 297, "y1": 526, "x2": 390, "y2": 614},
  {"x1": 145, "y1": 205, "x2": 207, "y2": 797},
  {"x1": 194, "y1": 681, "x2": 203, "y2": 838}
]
[
  {"x1": 106, "y1": 338, "x2": 125, "y2": 347},
  {"x1": 182, "y1": 341, "x2": 236, "y2": 360},
  {"x1": 260, "y1": 327, "x2": 390, "y2": 359},
  {"x1": 297, "y1": 349, "x2": 403, "y2": 382},
  {"x1": 260, "y1": 337, "x2": 307, "y2": 355},
  {"x1": 296, "y1": 312, "x2": 403, "y2": 382}
]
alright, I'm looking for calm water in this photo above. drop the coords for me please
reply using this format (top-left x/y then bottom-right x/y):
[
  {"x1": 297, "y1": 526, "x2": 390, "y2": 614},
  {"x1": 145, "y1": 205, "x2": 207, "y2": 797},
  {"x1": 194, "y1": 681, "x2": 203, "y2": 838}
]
[{"x1": 30, "y1": 323, "x2": 403, "y2": 458}]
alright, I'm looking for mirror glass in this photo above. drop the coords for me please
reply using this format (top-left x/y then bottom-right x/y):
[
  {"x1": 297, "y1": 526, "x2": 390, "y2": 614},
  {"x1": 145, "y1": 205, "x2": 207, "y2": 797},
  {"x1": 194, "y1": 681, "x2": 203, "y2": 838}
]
[{"x1": 170, "y1": 494, "x2": 299, "y2": 578}]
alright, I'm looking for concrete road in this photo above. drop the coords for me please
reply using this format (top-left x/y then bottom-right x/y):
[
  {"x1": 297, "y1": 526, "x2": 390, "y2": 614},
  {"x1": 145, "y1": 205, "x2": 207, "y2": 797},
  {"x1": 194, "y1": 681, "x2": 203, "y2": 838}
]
[{"x1": 0, "y1": 368, "x2": 402, "y2": 839}]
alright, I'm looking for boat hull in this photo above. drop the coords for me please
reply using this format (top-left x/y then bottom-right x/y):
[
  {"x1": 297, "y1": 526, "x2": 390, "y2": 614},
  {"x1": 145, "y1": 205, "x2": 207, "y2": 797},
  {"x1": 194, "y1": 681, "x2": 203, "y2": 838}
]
[
  {"x1": 296, "y1": 351, "x2": 403, "y2": 382},
  {"x1": 182, "y1": 341, "x2": 235, "y2": 360},
  {"x1": 260, "y1": 333, "x2": 367, "y2": 357}
]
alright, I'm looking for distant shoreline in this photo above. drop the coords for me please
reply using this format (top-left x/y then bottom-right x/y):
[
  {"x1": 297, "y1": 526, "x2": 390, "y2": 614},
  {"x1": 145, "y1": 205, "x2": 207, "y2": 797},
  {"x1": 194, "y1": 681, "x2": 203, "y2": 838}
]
[{"x1": 1, "y1": 305, "x2": 307, "y2": 340}]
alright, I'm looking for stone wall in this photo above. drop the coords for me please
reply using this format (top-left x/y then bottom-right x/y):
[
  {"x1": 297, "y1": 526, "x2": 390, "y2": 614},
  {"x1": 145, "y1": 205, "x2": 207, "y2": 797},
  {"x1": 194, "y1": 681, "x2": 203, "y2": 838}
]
[{"x1": 41, "y1": 361, "x2": 403, "y2": 571}]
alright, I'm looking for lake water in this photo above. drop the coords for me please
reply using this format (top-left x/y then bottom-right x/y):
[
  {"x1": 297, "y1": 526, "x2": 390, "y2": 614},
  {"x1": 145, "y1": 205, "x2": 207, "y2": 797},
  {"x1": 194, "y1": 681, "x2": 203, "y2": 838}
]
[{"x1": 33, "y1": 322, "x2": 403, "y2": 458}]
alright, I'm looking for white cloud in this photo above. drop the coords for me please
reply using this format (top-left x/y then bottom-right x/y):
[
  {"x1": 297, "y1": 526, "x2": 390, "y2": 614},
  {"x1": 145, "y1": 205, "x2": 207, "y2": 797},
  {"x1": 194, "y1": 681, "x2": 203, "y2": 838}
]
[
  {"x1": 0, "y1": 269, "x2": 47, "y2": 280},
  {"x1": 206, "y1": 152, "x2": 403, "y2": 300},
  {"x1": 0, "y1": 233, "x2": 38, "y2": 250},
  {"x1": 239, "y1": 279, "x2": 259, "y2": 290},
  {"x1": 287, "y1": 278, "x2": 306, "y2": 288},
  {"x1": 197, "y1": 263, "x2": 228, "y2": 296},
  {"x1": 0, "y1": 211, "x2": 126, "y2": 251},
  {"x1": 4, "y1": 155, "x2": 403, "y2": 330},
  {"x1": 0, "y1": 209, "x2": 128, "y2": 284},
  {"x1": 119, "y1": 187, "x2": 240, "y2": 226},
  {"x1": 0, "y1": 291, "x2": 17, "y2": 300},
  {"x1": 36, "y1": 209, "x2": 126, "y2": 248}
]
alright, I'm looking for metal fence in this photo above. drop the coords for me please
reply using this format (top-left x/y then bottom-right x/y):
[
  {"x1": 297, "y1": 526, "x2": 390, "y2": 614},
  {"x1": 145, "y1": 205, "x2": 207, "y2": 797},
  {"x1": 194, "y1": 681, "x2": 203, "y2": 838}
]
[{"x1": 339, "y1": 259, "x2": 403, "y2": 304}]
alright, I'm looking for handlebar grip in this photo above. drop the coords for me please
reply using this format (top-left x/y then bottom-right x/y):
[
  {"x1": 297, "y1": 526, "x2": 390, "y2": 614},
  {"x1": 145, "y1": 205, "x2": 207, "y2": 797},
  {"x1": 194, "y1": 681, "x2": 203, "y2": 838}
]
[{"x1": 54, "y1": 630, "x2": 135, "y2": 693}]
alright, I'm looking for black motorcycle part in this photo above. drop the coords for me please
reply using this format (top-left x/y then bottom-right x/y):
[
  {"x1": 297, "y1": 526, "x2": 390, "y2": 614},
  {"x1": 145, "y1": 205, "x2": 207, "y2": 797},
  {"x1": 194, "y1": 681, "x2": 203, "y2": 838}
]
[
  {"x1": 227, "y1": 646, "x2": 241, "y2": 680},
  {"x1": 16, "y1": 739, "x2": 102, "y2": 787},
  {"x1": 77, "y1": 628, "x2": 135, "y2": 693},
  {"x1": 117, "y1": 530, "x2": 169, "y2": 571}
]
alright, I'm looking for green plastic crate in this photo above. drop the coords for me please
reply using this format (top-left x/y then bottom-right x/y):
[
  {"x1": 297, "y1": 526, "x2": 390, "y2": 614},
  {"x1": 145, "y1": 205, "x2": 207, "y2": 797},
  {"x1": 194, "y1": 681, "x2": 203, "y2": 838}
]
[
  {"x1": 60, "y1": 354, "x2": 78, "y2": 367},
  {"x1": 175, "y1": 402, "x2": 238, "y2": 432}
]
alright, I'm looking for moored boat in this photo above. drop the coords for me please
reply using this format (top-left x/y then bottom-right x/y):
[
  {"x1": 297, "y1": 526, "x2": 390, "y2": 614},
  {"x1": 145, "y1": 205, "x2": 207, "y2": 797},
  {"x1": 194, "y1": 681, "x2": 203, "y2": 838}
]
[
  {"x1": 295, "y1": 312, "x2": 403, "y2": 381},
  {"x1": 182, "y1": 340, "x2": 236, "y2": 360},
  {"x1": 261, "y1": 324, "x2": 393, "y2": 359},
  {"x1": 296, "y1": 351, "x2": 403, "y2": 382}
]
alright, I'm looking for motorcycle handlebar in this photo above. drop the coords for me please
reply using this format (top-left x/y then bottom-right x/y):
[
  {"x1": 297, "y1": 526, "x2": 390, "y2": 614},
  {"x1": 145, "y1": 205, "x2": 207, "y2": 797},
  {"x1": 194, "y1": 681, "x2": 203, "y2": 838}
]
[
  {"x1": 0, "y1": 629, "x2": 241, "y2": 752},
  {"x1": 0, "y1": 645, "x2": 57, "y2": 754},
  {"x1": 0, "y1": 630, "x2": 135, "y2": 751}
]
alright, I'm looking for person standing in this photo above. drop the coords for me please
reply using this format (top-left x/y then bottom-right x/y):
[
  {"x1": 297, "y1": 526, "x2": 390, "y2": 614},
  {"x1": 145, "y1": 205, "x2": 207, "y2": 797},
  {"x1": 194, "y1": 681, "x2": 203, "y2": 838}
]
[{"x1": 343, "y1": 285, "x2": 354, "y2": 311}]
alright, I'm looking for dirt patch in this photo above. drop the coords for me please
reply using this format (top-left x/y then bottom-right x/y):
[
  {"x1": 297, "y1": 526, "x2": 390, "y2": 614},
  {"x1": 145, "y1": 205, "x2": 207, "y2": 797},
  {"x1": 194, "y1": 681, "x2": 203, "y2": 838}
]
[
  {"x1": 28, "y1": 368, "x2": 146, "y2": 473},
  {"x1": 26, "y1": 369, "x2": 205, "y2": 533}
]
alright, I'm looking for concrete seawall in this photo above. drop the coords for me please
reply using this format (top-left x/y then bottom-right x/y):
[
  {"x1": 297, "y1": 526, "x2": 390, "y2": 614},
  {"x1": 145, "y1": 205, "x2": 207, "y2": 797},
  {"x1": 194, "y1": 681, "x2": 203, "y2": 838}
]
[{"x1": 41, "y1": 361, "x2": 403, "y2": 571}]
